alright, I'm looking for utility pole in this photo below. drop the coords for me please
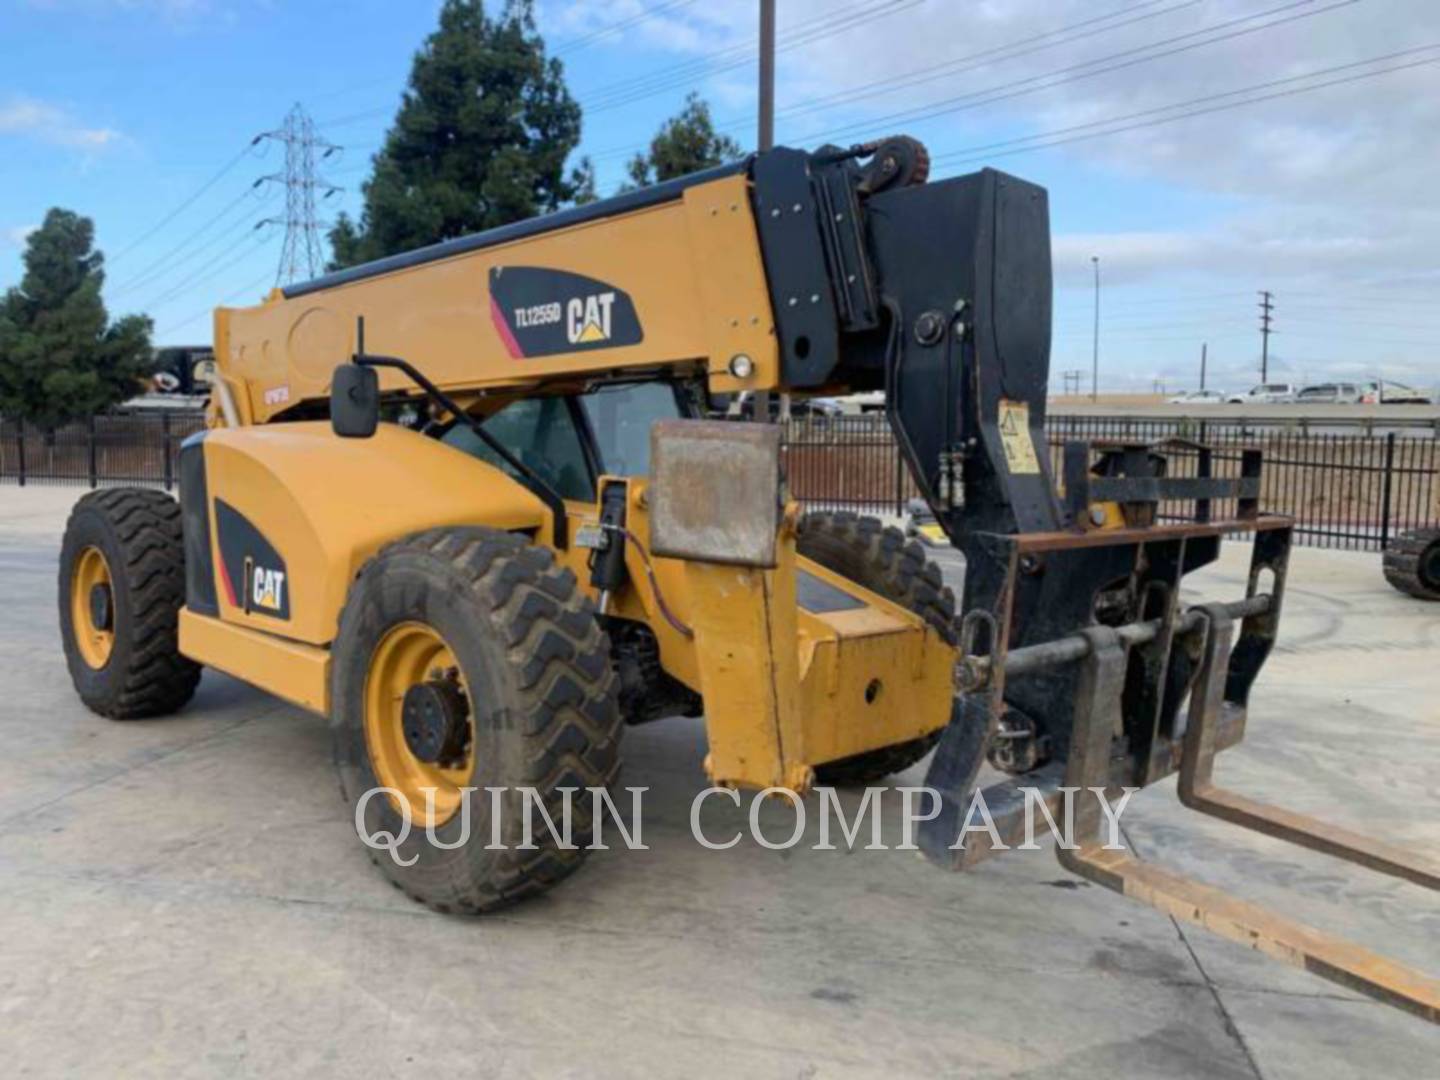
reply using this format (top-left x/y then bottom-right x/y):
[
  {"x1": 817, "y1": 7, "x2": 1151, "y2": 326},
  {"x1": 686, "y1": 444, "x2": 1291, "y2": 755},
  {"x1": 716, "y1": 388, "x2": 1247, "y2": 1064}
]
[
  {"x1": 1199, "y1": 342, "x2": 1207, "y2": 391},
  {"x1": 756, "y1": 0, "x2": 777, "y2": 422},
  {"x1": 758, "y1": 0, "x2": 775, "y2": 153},
  {"x1": 1090, "y1": 256, "x2": 1101, "y2": 401},
  {"x1": 1257, "y1": 290, "x2": 1274, "y2": 382},
  {"x1": 257, "y1": 103, "x2": 341, "y2": 286}
]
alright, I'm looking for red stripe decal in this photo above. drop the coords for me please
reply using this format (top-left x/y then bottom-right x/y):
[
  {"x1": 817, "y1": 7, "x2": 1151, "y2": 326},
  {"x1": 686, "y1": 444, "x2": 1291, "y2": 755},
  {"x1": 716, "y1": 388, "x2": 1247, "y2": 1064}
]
[
  {"x1": 217, "y1": 551, "x2": 238, "y2": 608},
  {"x1": 489, "y1": 294, "x2": 525, "y2": 359}
]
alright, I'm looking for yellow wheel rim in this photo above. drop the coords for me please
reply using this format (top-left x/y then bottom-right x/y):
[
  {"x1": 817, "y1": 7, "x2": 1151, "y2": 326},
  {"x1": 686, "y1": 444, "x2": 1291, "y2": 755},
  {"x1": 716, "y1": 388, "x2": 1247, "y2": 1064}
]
[
  {"x1": 71, "y1": 545, "x2": 115, "y2": 669},
  {"x1": 363, "y1": 622, "x2": 475, "y2": 829}
]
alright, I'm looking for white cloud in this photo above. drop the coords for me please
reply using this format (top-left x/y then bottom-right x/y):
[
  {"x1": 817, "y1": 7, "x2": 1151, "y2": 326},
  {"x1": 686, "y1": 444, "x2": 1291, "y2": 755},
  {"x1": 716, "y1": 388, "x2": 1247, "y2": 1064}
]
[
  {"x1": 0, "y1": 96, "x2": 123, "y2": 151},
  {"x1": 4, "y1": 225, "x2": 39, "y2": 249},
  {"x1": 555, "y1": 0, "x2": 1440, "y2": 383}
]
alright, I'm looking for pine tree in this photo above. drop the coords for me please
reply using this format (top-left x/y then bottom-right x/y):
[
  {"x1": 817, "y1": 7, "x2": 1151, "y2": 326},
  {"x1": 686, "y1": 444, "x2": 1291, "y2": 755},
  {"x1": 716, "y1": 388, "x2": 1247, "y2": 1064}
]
[
  {"x1": 0, "y1": 208, "x2": 151, "y2": 429},
  {"x1": 329, "y1": 0, "x2": 589, "y2": 268},
  {"x1": 624, "y1": 93, "x2": 742, "y2": 190}
]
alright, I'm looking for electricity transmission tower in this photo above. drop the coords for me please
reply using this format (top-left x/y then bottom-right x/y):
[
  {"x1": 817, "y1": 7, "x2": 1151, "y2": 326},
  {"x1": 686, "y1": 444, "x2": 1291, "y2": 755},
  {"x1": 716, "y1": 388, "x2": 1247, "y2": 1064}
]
[{"x1": 257, "y1": 104, "x2": 342, "y2": 285}]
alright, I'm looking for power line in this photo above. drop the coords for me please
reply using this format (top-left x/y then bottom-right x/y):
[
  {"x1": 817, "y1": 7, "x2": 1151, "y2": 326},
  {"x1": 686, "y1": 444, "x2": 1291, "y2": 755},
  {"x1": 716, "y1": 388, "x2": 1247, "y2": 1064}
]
[
  {"x1": 726, "y1": 0, "x2": 1198, "y2": 140},
  {"x1": 928, "y1": 45, "x2": 1440, "y2": 168},
  {"x1": 581, "y1": 0, "x2": 922, "y2": 113},
  {"x1": 807, "y1": 0, "x2": 1357, "y2": 150},
  {"x1": 553, "y1": 0, "x2": 700, "y2": 55},
  {"x1": 126, "y1": 197, "x2": 275, "y2": 298},
  {"x1": 586, "y1": 0, "x2": 1202, "y2": 162},
  {"x1": 138, "y1": 227, "x2": 277, "y2": 312},
  {"x1": 156, "y1": 269, "x2": 277, "y2": 340},
  {"x1": 585, "y1": 0, "x2": 1347, "y2": 166},
  {"x1": 317, "y1": 0, "x2": 903, "y2": 129},
  {"x1": 1281, "y1": 291, "x2": 1440, "y2": 306},
  {"x1": 576, "y1": 0, "x2": 884, "y2": 102},
  {"x1": 107, "y1": 141, "x2": 262, "y2": 264},
  {"x1": 109, "y1": 183, "x2": 271, "y2": 297}
]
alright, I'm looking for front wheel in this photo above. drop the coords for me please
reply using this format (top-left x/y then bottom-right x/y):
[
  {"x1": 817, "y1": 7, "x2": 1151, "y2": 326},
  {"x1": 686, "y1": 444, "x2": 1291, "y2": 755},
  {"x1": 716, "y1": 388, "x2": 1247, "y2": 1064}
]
[
  {"x1": 58, "y1": 488, "x2": 201, "y2": 719},
  {"x1": 330, "y1": 527, "x2": 621, "y2": 914}
]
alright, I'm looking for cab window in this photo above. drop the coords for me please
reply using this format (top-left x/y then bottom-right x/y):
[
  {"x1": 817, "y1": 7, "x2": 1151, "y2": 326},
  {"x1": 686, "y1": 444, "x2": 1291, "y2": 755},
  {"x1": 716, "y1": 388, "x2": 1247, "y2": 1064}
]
[
  {"x1": 442, "y1": 397, "x2": 595, "y2": 502},
  {"x1": 579, "y1": 382, "x2": 683, "y2": 478}
]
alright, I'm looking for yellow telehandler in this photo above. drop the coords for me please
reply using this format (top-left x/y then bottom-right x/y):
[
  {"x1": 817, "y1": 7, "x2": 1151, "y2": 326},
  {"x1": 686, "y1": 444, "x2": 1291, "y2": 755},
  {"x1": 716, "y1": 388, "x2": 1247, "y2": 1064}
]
[{"x1": 58, "y1": 137, "x2": 1436, "y2": 1020}]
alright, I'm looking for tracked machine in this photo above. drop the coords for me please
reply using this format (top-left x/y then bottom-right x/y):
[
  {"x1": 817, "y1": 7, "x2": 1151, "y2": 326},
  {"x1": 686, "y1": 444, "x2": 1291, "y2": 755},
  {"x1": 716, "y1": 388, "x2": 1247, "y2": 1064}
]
[{"x1": 59, "y1": 138, "x2": 1437, "y2": 1020}]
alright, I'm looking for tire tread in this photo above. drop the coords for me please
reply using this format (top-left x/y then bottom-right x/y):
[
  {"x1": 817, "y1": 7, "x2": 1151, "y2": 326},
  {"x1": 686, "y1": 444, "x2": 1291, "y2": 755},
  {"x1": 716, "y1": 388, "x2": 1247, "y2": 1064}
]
[{"x1": 61, "y1": 488, "x2": 200, "y2": 719}]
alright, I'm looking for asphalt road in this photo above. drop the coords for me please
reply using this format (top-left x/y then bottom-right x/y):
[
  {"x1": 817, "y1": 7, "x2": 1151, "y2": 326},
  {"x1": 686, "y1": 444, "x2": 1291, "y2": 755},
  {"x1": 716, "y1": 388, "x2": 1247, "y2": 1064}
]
[{"x1": 0, "y1": 487, "x2": 1436, "y2": 1077}]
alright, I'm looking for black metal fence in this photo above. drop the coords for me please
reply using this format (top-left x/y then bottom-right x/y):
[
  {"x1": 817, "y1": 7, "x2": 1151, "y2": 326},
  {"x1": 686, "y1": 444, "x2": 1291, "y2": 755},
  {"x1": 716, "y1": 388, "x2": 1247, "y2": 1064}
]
[
  {"x1": 3, "y1": 409, "x2": 1436, "y2": 553},
  {"x1": 0, "y1": 410, "x2": 207, "y2": 491},
  {"x1": 1045, "y1": 415, "x2": 1438, "y2": 551},
  {"x1": 780, "y1": 413, "x2": 1436, "y2": 551}
]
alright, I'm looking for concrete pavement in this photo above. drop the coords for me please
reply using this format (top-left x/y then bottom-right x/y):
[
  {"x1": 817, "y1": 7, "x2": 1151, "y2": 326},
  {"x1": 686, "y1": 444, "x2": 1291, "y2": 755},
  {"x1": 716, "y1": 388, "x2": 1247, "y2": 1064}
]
[{"x1": 0, "y1": 485, "x2": 1436, "y2": 1077}]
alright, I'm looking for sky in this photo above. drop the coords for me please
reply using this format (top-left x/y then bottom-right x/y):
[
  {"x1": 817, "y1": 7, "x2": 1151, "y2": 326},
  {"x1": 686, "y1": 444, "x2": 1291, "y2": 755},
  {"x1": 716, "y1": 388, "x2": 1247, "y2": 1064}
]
[{"x1": 1, "y1": 0, "x2": 1438, "y2": 394}]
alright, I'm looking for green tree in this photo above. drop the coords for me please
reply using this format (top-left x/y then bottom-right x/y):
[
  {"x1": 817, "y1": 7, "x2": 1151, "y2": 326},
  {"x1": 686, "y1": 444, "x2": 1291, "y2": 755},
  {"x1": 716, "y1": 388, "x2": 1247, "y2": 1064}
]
[
  {"x1": 329, "y1": 0, "x2": 590, "y2": 269},
  {"x1": 624, "y1": 93, "x2": 742, "y2": 190},
  {"x1": 0, "y1": 208, "x2": 151, "y2": 429}
]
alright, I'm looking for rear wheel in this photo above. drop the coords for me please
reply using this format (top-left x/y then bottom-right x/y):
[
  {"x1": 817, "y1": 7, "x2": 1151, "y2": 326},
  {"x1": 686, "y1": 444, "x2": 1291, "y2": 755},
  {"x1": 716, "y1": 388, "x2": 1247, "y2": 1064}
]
[
  {"x1": 797, "y1": 511, "x2": 957, "y2": 785},
  {"x1": 1383, "y1": 527, "x2": 1440, "y2": 601},
  {"x1": 58, "y1": 488, "x2": 201, "y2": 719},
  {"x1": 331, "y1": 527, "x2": 621, "y2": 913}
]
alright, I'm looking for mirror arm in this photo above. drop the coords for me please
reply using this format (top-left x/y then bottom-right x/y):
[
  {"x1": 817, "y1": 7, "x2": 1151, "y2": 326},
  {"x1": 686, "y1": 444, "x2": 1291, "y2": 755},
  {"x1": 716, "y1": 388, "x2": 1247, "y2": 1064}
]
[{"x1": 352, "y1": 352, "x2": 569, "y2": 548}]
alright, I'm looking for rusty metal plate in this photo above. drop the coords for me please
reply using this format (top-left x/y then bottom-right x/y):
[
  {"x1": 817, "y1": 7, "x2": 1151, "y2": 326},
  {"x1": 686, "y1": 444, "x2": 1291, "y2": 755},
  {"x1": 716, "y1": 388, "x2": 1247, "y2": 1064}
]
[{"x1": 649, "y1": 420, "x2": 781, "y2": 567}]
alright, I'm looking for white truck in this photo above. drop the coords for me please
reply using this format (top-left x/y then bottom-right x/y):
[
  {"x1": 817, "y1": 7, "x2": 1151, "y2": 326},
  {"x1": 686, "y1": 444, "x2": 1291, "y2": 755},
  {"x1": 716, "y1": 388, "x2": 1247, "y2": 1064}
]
[{"x1": 1226, "y1": 382, "x2": 1297, "y2": 404}]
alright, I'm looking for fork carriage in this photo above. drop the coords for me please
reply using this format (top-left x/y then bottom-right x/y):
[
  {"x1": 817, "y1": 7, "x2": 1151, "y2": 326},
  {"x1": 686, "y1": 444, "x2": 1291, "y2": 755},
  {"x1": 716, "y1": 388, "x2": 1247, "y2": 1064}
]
[{"x1": 915, "y1": 437, "x2": 1439, "y2": 1021}]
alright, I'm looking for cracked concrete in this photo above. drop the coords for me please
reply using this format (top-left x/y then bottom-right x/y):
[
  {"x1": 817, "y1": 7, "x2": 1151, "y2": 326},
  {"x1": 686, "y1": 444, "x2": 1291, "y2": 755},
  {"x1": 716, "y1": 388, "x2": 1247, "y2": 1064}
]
[{"x1": 0, "y1": 486, "x2": 1435, "y2": 1077}]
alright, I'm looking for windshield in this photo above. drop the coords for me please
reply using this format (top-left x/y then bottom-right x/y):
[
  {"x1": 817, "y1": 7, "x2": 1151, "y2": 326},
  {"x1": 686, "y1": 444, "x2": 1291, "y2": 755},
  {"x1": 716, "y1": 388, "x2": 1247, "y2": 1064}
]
[
  {"x1": 439, "y1": 382, "x2": 686, "y2": 501},
  {"x1": 579, "y1": 382, "x2": 683, "y2": 478},
  {"x1": 442, "y1": 397, "x2": 595, "y2": 502}
]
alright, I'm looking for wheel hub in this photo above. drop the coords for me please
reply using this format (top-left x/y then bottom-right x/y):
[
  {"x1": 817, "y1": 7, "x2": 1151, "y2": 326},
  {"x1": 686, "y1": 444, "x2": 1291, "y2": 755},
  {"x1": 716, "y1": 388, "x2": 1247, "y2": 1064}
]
[
  {"x1": 88, "y1": 582, "x2": 113, "y2": 632},
  {"x1": 401, "y1": 679, "x2": 470, "y2": 766}
]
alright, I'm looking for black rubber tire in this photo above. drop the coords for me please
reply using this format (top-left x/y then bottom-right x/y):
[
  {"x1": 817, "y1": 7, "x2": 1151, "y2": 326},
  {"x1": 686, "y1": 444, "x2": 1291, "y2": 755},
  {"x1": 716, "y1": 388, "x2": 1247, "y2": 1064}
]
[
  {"x1": 331, "y1": 527, "x2": 621, "y2": 914},
  {"x1": 1383, "y1": 527, "x2": 1440, "y2": 601},
  {"x1": 58, "y1": 488, "x2": 201, "y2": 720},
  {"x1": 797, "y1": 511, "x2": 957, "y2": 785}
]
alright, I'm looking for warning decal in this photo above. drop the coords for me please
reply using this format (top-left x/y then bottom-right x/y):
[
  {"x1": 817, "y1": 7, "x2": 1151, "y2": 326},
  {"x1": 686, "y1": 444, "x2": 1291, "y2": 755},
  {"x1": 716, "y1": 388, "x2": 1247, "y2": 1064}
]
[{"x1": 997, "y1": 399, "x2": 1041, "y2": 475}]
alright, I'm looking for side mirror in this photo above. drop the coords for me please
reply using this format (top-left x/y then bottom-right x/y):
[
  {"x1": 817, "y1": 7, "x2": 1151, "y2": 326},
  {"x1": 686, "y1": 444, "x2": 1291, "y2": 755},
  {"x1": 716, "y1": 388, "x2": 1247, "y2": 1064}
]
[{"x1": 331, "y1": 363, "x2": 379, "y2": 438}]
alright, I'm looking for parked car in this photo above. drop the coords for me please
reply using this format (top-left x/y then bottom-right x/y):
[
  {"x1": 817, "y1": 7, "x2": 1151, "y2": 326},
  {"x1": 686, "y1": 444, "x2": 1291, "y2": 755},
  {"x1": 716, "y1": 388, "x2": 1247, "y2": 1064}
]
[
  {"x1": 1226, "y1": 382, "x2": 1297, "y2": 404},
  {"x1": 1296, "y1": 382, "x2": 1363, "y2": 404},
  {"x1": 1165, "y1": 390, "x2": 1226, "y2": 405},
  {"x1": 1360, "y1": 380, "x2": 1433, "y2": 405}
]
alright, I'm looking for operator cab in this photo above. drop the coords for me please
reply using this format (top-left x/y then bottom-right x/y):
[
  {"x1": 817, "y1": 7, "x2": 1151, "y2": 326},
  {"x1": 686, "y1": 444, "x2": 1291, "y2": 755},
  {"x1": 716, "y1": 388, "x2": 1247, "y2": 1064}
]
[{"x1": 438, "y1": 381, "x2": 694, "y2": 500}]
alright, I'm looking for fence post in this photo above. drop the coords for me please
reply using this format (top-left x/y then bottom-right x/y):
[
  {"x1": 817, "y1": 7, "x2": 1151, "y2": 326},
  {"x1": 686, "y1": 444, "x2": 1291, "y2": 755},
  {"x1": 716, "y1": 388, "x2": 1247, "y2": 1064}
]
[
  {"x1": 1379, "y1": 432, "x2": 1396, "y2": 550},
  {"x1": 894, "y1": 436, "x2": 904, "y2": 516},
  {"x1": 88, "y1": 415, "x2": 98, "y2": 488},
  {"x1": 16, "y1": 418, "x2": 25, "y2": 487},
  {"x1": 162, "y1": 412, "x2": 173, "y2": 492}
]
